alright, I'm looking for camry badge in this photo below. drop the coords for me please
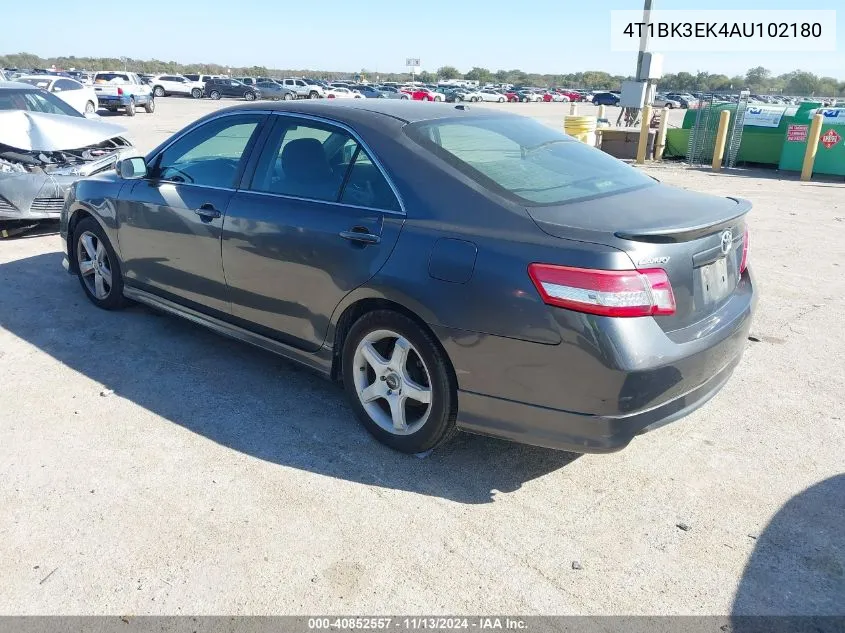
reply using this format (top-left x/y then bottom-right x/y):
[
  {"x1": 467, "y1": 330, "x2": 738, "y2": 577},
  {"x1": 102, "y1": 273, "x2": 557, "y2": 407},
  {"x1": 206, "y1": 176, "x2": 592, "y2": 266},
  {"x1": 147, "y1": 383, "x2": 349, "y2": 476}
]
[{"x1": 637, "y1": 256, "x2": 670, "y2": 266}]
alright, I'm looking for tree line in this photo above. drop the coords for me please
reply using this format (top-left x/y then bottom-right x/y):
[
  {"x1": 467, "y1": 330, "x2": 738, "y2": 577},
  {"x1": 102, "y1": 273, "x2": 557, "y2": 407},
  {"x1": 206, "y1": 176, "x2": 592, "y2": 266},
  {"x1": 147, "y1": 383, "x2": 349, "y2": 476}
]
[{"x1": 2, "y1": 52, "x2": 842, "y2": 97}]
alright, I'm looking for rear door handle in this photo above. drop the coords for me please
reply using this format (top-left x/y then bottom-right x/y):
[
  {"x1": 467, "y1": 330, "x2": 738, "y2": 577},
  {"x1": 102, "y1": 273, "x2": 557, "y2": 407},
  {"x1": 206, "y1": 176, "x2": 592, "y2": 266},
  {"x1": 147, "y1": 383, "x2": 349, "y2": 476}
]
[
  {"x1": 195, "y1": 203, "x2": 222, "y2": 221},
  {"x1": 340, "y1": 229, "x2": 381, "y2": 245}
]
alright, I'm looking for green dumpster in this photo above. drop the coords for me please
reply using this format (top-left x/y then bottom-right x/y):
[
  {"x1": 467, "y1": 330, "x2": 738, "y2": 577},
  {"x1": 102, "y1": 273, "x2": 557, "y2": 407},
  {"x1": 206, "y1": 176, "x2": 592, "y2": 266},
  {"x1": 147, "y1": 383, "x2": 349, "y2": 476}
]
[
  {"x1": 778, "y1": 105, "x2": 845, "y2": 177},
  {"x1": 665, "y1": 103, "x2": 802, "y2": 165}
]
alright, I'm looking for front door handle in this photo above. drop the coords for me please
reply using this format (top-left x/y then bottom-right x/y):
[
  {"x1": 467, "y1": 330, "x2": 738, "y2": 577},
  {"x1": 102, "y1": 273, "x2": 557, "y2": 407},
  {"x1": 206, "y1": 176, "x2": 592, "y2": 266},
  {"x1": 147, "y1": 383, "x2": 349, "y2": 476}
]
[
  {"x1": 195, "y1": 204, "x2": 222, "y2": 221},
  {"x1": 340, "y1": 229, "x2": 381, "y2": 245}
]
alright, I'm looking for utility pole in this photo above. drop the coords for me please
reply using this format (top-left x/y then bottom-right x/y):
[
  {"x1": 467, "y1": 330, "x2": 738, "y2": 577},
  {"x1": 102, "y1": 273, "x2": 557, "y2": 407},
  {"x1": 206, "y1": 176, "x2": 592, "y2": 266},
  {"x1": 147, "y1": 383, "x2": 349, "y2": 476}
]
[
  {"x1": 620, "y1": 0, "x2": 656, "y2": 126},
  {"x1": 635, "y1": 0, "x2": 653, "y2": 84}
]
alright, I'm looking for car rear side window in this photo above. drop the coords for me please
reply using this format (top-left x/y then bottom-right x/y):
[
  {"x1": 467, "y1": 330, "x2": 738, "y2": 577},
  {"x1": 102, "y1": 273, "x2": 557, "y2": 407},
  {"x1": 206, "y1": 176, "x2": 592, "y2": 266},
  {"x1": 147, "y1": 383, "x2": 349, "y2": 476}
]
[
  {"x1": 249, "y1": 117, "x2": 401, "y2": 211},
  {"x1": 340, "y1": 149, "x2": 401, "y2": 211},
  {"x1": 405, "y1": 116, "x2": 654, "y2": 205},
  {"x1": 54, "y1": 79, "x2": 81, "y2": 91}
]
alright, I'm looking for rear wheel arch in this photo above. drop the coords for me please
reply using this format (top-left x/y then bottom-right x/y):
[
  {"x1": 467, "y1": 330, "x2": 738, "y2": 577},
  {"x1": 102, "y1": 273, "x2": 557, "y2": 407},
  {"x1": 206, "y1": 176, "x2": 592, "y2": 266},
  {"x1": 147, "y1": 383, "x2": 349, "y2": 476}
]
[{"x1": 330, "y1": 297, "x2": 452, "y2": 385}]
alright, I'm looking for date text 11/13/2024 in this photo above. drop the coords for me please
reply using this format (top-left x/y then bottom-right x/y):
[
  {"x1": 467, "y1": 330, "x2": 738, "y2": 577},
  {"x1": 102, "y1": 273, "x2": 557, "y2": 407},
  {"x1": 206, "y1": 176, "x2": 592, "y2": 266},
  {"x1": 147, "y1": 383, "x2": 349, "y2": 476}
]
[{"x1": 307, "y1": 617, "x2": 529, "y2": 630}]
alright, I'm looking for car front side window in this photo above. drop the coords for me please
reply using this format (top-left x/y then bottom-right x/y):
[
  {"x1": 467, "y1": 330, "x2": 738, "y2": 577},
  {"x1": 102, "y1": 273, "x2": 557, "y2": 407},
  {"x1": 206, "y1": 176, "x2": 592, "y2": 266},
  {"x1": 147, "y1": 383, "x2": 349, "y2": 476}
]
[{"x1": 152, "y1": 114, "x2": 264, "y2": 188}]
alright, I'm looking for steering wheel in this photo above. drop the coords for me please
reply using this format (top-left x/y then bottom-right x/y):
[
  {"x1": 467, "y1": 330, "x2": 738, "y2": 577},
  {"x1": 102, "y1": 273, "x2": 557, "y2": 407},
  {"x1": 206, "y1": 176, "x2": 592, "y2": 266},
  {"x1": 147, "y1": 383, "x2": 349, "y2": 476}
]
[{"x1": 161, "y1": 166, "x2": 196, "y2": 184}]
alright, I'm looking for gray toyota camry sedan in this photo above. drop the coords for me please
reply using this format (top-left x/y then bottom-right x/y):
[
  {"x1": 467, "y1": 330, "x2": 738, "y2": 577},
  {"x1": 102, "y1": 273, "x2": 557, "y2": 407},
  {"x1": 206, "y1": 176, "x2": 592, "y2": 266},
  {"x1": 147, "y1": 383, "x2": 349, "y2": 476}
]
[{"x1": 60, "y1": 100, "x2": 756, "y2": 454}]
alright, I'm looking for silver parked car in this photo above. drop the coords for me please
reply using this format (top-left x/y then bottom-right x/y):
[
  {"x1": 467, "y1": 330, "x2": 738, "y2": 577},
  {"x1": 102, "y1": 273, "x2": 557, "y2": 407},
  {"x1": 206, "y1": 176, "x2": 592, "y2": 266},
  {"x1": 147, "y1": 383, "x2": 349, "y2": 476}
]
[
  {"x1": 0, "y1": 82, "x2": 135, "y2": 232},
  {"x1": 654, "y1": 94, "x2": 682, "y2": 109}
]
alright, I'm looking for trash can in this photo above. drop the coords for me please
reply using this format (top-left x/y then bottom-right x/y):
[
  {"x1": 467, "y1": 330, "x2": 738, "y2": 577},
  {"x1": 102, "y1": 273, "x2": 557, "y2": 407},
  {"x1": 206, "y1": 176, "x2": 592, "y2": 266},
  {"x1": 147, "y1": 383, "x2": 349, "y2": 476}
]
[
  {"x1": 778, "y1": 106, "x2": 845, "y2": 177},
  {"x1": 564, "y1": 116, "x2": 598, "y2": 146}
]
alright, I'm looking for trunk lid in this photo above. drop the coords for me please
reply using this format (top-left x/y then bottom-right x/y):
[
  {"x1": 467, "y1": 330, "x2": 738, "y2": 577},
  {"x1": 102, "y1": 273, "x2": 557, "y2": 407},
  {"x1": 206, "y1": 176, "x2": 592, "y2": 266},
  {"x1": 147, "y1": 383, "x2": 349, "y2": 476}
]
[{"x1": 526, "y1": 184, "x2": 750, "y2": 333}]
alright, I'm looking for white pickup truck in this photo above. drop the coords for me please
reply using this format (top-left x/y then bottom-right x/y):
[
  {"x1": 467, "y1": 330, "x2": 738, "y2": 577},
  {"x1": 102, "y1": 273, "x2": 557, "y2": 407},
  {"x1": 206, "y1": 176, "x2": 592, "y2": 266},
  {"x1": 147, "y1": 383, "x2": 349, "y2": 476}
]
[{"x1": 92, "y1": 72, "x2": 155, "y2": 116}]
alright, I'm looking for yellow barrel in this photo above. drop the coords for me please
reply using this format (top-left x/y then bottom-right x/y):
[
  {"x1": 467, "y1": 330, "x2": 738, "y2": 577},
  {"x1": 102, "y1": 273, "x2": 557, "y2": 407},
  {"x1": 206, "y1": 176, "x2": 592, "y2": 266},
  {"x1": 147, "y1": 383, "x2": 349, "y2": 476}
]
[{"x1": 564, "y1": 115, "x2": 598, "y2": 146}]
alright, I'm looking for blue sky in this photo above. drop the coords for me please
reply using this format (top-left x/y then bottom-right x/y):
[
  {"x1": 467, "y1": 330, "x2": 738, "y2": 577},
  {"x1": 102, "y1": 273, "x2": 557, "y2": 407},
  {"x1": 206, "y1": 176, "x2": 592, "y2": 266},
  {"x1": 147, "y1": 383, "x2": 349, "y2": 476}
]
[{"x1": 4, "y1": 0, "x2": 842, "y2": 77}]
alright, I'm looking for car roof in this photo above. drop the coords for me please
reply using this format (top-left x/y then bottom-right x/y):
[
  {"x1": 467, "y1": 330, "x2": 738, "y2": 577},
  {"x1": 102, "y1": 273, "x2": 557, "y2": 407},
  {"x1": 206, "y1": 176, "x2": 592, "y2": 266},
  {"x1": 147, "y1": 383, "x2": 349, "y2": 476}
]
[
  {"x1": 213, "y1": 99, "x2": 507, "y2": 124},
  {"x1": 18, "y1": 74, "x2": 78, "y2": 82},
  {"x1": 0, "y1": 81, "x2": 41, "y2": 91}
]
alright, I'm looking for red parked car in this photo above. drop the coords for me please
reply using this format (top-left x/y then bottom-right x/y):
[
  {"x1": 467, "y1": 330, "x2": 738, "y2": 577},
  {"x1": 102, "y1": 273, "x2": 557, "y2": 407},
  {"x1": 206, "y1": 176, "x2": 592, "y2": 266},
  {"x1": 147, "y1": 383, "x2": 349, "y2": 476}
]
[
  {"x1": 557, "y1": 89, "x2": 586, "y2": 102},
  {"x1": 504, "y1": 91, "x2": 521, "y2": 103},
  {"x1": 541, "y1": 92, "x2": 568, "y2": 102},
  {"x1": 400, "y1": 87, "x2": 443, "y2": 102}
]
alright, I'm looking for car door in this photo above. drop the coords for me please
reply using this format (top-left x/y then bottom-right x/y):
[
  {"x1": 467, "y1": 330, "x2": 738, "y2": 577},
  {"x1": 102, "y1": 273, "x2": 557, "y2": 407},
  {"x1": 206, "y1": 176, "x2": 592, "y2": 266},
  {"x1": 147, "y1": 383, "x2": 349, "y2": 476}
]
[
  {"x1": 172, "y1": 77, "x2": 188, "y2": 94},
  {"x1": 51, "y1": 78, "x2": 84, "y2": 112},
  {"x1": 221, "y1": 114, "x2": 405, "y2": 352},
  {"x1": 116, "y1": 112, "x2": 268, "y2": 315}
]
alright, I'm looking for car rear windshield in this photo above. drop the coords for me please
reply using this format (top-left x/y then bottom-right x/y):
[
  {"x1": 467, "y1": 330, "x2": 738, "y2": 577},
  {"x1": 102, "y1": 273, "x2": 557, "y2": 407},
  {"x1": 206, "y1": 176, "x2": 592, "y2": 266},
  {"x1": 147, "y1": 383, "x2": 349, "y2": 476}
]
[
  {"x1": 404, "y1": 115, "x2": 654, "y2": 206},
  {"x1": 95, "y1": 73, "x2": 129, "y2": 82}
]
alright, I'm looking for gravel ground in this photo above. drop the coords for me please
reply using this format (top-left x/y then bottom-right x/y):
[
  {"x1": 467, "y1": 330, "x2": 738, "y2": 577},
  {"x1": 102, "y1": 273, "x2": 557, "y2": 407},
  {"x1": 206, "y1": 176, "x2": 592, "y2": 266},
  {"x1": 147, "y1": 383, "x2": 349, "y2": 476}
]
[{"x1": 0, "y1": 97, "x2": 842, "y2": 616}]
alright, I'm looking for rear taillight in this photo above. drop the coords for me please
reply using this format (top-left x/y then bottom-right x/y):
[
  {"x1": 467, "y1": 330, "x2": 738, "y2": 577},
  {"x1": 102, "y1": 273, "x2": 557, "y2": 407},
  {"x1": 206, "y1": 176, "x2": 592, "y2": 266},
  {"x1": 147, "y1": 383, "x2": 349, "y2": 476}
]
[
  {"x1": 528, "y1": 264, "x2": 676, "y2": 317},
  {"x1": 739, "y1": 227, "x2": 749, "y2": 274},
  {"x1": 327, "y1": 94, "x2": 335, "y2": 99},
  {"x1": 117, "y1": 87, "x2": 123, "y2": 96}
]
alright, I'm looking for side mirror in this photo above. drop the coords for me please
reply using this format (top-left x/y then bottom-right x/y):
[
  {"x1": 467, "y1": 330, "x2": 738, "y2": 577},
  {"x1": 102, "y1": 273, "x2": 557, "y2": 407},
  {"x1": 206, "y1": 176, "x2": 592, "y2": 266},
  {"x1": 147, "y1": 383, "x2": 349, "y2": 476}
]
[{"x1": 116, "y1": 156, "x2": 147, "y2": 180}]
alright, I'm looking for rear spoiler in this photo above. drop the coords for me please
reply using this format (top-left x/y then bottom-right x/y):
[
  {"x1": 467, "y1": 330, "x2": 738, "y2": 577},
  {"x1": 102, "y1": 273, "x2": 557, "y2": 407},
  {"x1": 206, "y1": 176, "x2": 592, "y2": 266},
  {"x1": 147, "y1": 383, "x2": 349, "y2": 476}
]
[{"x1": 615, "y1": 197, "x2": 752, "y2": 244}]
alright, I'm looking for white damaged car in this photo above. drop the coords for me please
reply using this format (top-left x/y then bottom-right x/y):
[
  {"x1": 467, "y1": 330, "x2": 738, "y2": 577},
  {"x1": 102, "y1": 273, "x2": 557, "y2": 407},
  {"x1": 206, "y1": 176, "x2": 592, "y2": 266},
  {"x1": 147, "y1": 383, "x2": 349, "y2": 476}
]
[{"x1": 0, "y1": 82, "x2": 136, "y2": 234}]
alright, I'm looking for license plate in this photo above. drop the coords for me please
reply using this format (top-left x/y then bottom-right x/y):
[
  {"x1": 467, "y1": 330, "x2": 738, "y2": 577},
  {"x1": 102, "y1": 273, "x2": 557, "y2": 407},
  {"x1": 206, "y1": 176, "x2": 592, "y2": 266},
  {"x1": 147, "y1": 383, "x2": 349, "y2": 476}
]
[{"x1": 700, "y1": 257, "x2": 731, "y2": 304}]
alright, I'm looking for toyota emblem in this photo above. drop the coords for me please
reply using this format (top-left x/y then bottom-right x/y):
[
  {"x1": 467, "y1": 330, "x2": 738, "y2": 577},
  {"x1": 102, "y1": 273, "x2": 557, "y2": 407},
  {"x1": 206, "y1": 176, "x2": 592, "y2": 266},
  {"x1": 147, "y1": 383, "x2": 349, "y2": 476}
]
[{"x1": 720, "y1": 230, "x2": 733, "y2": 255}]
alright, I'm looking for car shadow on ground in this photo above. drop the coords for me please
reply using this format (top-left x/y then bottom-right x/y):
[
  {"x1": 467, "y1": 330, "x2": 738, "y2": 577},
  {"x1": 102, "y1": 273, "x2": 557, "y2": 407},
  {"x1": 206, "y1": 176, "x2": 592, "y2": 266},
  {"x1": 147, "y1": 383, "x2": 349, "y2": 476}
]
[
  {"x1": 0, "y1": 252, "x2": 579, "y2": 504},
  {"x1": 731, "y1": 474, "x2": 845, "y2": 629}
]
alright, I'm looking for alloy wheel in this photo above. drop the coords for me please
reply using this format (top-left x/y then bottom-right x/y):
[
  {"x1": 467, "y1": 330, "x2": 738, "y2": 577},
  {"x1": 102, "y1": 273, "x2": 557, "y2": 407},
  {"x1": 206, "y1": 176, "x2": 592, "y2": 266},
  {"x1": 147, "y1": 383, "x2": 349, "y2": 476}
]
[
  {"x1": 352, "y1": 329, "x2": 433, "y2": 435},
  {"x1": 77, "y1": 231, "x2": 113, "y2": 300}
]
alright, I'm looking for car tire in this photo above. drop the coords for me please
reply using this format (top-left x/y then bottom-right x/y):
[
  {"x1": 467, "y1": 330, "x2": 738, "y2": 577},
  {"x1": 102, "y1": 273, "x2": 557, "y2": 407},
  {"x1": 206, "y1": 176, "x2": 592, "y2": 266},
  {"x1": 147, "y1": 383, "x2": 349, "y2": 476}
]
[
  {"x1": 84, "y1": 101, "x2": 96, "y2": 114},
  {"x1": 342, "y1": 310, "x2": 458, "y2": 454},
  {"x1": 125, "y1": 98, "x2": 136, "y2": 116},
  {"x1": 153, "y1": 86, "x2": 165, "y2": 97},
  {"x1": 144, "y1": 98, "x2": 155, "y2": 113},
  {"x1": 73, "y1": 217, "x2": 130, "y2": 311},
  {"x1": 401, "y1": 94, "x2": 409, "y2": 100},
  {"x1": 434, "y1": 95, "x2": 442, "y2": 102},
  {"x1": 309, "y1": 90, "x2": 319, "y2": 99},
  {"x1": 244, "y1": 91, "x2": 256, "y2": 101},
  {"x1": 209, "y1": 90, "x2": 221, "y2": 100},
  {"x1": 283, "y1": 92, "x2": 293, "y2": 100},
  {"x1": 498, "y1": 97, "x2": 505, "y2": 103},
  {"x1": 667, "y1": 103, "x2": 675, "y2": 109},
  {"x1": 191, "y1": 88, "x2": 202, "y2": 99}
]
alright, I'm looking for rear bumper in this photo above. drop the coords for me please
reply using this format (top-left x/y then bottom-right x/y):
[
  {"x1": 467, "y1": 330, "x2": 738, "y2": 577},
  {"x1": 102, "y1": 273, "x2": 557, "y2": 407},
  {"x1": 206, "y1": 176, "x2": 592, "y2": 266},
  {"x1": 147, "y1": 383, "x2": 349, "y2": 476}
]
[
  {"x1": 97, "y1": 94, "x2": 149, "y2": 106},
  {"x1": 457, "y1": 353, "x2": 740, "y2": 452},
  {"x1": 438, "y1": 270, "x2": 756, "y2": 452},
  {"x1": 97, "y1": 95, "x2": 130, "y2": 106}
]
